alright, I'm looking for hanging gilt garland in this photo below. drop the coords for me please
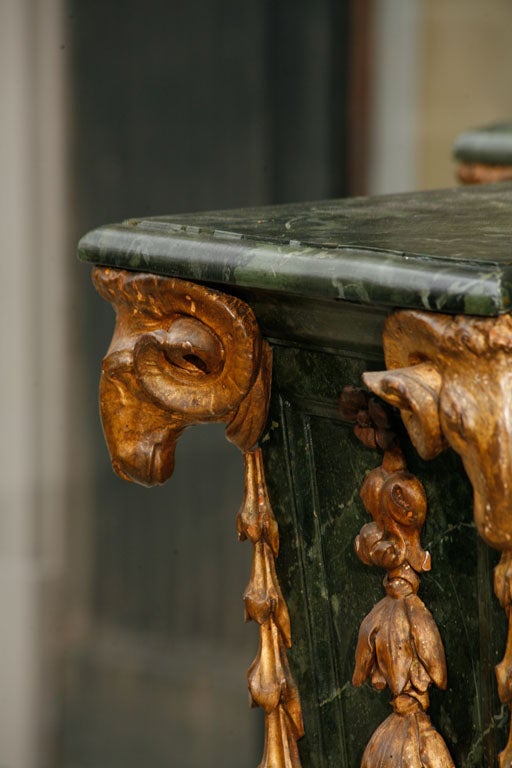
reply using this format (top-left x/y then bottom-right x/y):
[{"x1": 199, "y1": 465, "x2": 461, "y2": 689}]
[
  {"x1": 238, "y1": 449, "x2": 304, "y2": 768},
  {"x1": 340, "y1": 388, "x2": 454, "y2": 768}
]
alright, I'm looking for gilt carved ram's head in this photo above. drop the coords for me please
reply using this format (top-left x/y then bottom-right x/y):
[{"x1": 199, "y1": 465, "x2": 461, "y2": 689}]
[
  {"x1": 92, "y1": 268, "x2": 271, "y2": 486},
  {"x1": 364, "y1": 310, "x2": 512, "y2": 551}
]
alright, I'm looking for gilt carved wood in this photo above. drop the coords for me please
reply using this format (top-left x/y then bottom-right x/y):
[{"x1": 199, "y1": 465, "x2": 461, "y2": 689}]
[
  {"x1": 457, "y1": 163, "x2": 512, "y2": 185},
  {"x1": 363, "y1": 309, "x2": 512, "y2": 767},
  {"x1": 340, "y1": 390, "x2": 454, "y2": 768},
  {"x1": 92, "y1": 266, "x2": 304, "y2": 768}
]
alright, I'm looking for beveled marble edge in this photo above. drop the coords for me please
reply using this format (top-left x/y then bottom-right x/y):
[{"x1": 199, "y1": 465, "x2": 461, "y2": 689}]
[{"x1": 78, "y1": 222, "x2": 512, "y2": 317}]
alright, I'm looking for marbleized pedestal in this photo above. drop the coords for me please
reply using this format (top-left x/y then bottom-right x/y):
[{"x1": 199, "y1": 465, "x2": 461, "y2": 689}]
[
  {"x1": 454, "y1": 122, "x2": 512, "y2": 185},
  {"x1": 80, "y1": 182, "x2": 512, "y2": 767}
]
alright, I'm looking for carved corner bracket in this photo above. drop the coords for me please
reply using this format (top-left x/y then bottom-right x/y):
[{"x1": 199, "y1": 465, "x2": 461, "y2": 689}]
[
  {"x1": 340, "y1": 389, "x2": 454, "y2": 768},
  {"x1": 362, "y1": 308, "x2": 512, "y2": 767},
  {"x1": 92, "y1": 266, "x2": 304, "y2": 767}
]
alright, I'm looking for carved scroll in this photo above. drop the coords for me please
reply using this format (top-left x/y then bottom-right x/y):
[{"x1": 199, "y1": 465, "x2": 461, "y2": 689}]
[
  {"x1": 340, "y1": 390, "x2": 454, "y2": 767},
  {"x1": 92, "y1": 267, "x2": 304, "y2": 767},
  {"x1": 363, "y1": 309, "x2": 512, "y2": 767}
]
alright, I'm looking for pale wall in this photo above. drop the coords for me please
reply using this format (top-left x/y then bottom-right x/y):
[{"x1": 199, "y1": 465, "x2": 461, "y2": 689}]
[{"x1": 418, "y1": 0, "x2": 512, "y2": 189}]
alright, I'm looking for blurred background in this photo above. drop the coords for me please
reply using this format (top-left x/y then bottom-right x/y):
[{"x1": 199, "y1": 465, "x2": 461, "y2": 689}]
[{"x1": 1, "y1": 0, "x2": 512, "y2": 766}]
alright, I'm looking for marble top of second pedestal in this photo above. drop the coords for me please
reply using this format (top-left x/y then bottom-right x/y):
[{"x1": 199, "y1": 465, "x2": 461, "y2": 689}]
[
  {"x1": 454, "y1": 122, "x2": 512, "y2": 164},
  {"x1": 79, "y1": 183, "x2": 512, "y2": 316}
]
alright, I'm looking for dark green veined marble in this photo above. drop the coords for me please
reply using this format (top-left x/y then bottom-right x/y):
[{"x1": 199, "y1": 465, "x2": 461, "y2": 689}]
[
  {"x1": 79, "y1": 183, "x2": 512, "y2": 316},
  {"x1": 454, "y1": 123, "x2": 512, "y2": 165}
]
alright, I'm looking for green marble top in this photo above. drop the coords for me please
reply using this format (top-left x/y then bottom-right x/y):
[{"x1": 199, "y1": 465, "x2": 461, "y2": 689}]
[
  {"x1": 79, "y1": 183, "x2": 512, "y2": 316},
  {"x1": 454, "y1": 122, "x2": 512, "y2": 165}
]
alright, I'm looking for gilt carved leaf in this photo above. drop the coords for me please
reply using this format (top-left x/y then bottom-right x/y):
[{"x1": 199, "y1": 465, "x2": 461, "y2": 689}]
[
  {"x1": 247, "y1": 621, "x2": 284, "y2": 713},
  {"x1": 405, "y1": 596, "x2": 447, "y2": 691}
]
